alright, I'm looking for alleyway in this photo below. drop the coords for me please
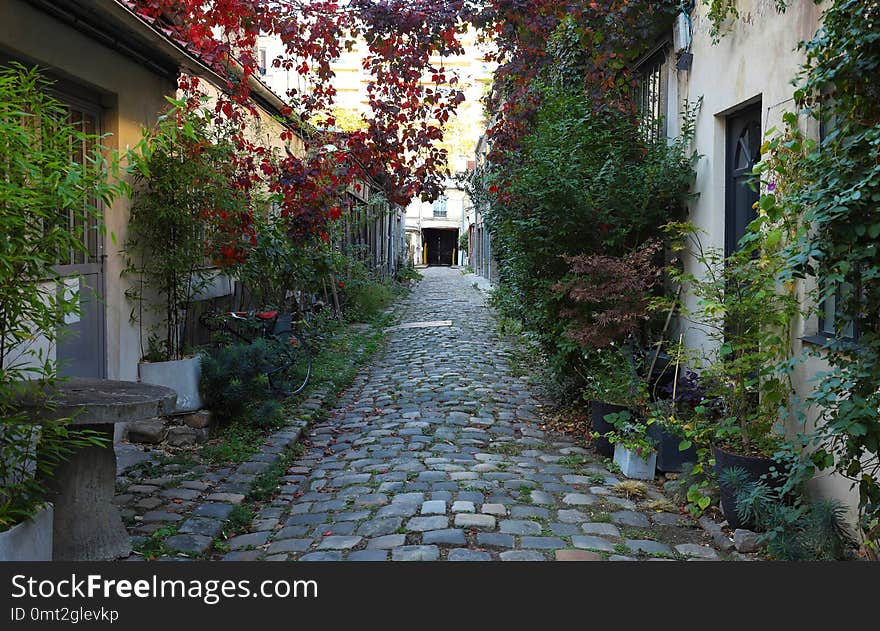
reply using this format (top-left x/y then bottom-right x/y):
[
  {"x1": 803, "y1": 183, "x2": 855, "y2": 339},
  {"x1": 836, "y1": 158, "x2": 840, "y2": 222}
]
[{"x1": 252, "y1": 267, "x2": 719, "y2": 561}]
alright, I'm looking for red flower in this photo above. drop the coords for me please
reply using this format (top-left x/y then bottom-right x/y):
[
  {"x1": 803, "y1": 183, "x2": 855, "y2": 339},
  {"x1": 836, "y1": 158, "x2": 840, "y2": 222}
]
[
  {"x1": 489, "y1": 185, "x2": 498, "y2": 194},
  {"x1": 338, "y1": 281, "x2": 345, "y2": 289}
]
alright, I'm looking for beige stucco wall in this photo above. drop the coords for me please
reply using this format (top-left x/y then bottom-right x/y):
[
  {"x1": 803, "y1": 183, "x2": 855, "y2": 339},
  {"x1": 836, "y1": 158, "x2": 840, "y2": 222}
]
[{"x1": 670, "y1": 0, "x2": 860, "y2": 519}]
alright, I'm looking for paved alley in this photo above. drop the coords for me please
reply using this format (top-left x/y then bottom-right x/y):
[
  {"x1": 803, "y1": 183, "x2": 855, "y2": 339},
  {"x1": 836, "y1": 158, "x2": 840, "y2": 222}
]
[{"x1": 246, "y1": 267, "x2": 720, "y2": 561}]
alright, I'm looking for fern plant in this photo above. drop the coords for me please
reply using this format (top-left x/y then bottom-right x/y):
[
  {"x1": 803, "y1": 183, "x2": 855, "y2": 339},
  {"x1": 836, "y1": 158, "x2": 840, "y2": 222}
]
[{"x1": 721, "y1": 466, "x2": 856, "y2": 560}]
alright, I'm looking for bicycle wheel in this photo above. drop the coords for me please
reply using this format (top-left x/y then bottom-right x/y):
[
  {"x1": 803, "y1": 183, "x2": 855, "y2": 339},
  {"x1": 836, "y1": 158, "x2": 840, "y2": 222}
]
[{"x1": 266, "y1": 332, "x2": 312, "y2": 396}]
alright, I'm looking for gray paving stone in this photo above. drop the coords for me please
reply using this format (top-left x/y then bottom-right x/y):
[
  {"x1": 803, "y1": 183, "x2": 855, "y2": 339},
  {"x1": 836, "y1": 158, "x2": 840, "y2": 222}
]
[
  {"x1": 476, "y1": 533, "x2": 515, "y2": 549},
  {"x1": 625, "y1": 539, "x2": 675, "y2": 556},
  {"x1": 519, "y1": 536, "x2": 566, "y2": 550},
  {"x1": 355, "y1": 494, "x2": 389, "y2": 507},
  {"x1": 178, "y1": 517, "x2": 223, "y2": 538},
  {"x1": 500, "y1": 550, "x2": 546, "y2": 561},
  {"x1": 205, "y1": 493, "x2": 245, "y2": 504},
  {"x1": 451, "y1": 500, "x2": 475, "y2": 513},
  {"x1": 653, "y1": 512, "x2": 690, "y2": 527},
  {"x1": 422, "y1": 529, "x2": 467, "y2": 545},
  {"x1": 286, "y1": 512, "x2": 330, "y2": 526},
  {"x1": 299, "y1": 551, "x2": 343, "y2": 561},
  {"x1": 164, "y1": 534, "x2": 212, "y2": 555},
  {"x1": 221, "y1": 550, "x2": 262, "y2": 561},
  {"x1": 529, "y1": 490, "x2": 555, "y2": 505},
  {"x1": 448, "y1": 549, "x2": 491, "y2": 561},
  {"x1": 481, "y1": 503, "x2": 507, "y2": 516},
  {"x1": 356, "y1": 517, "x2": 403, "y2": 537},
  {"x1": 275, "y1": 525, "x2": 310, "y2": 540},
  {"x1": 366, "y1": 534, "x2": 407, "y2": 549},
  {"x1": 508, "y1": 505, "x2": 550, "y2": 521},
  {"x1": 421, "y1": 500, "x2": 447, "y2": 515},
  {"x1": 611, "y1": 511, "x2": 651, "y2": 528},
  {"x1": 581, "y1": 522, "x2": 622, "y2": 537},
  {"x1": 392, "y1": 545, "x2": 440, "y2": 561},
  {"x1": 549, "y1": 523, "x2": 581, "y2": 536},
  {"x1": 454, "y1": 514, "x2": 496, "y2": 530},
  {"x1": 317, "y1": 536, "x2": 363, "y2": 550},
  {"x1": 376, "y1": 503, "x2": 419, "y2": 518},
  {"x1": 557, "y1": 509, "x2": 590, "y2": 524},
  {"x1": 499, "y1": 520, "x2": 542, "y2": 535},
  {"x1": 562, "y1": 493, "x2": 595, "y2": 506},
  {"x1": 228, "y1": 532, "x2": 271, "y2": 550},
  {"x1": 406, "y1": 516, "x2": 449, "y2": 532},
  {"x1": 675, "y1": 544, "x2": 720, "y2": 559},
  {"x1": 572, "y1": 535, "x2": 615, "y2": 552},
  {"x1": 457, "y1": 491, "x2": 485, "y2": 503},
  {"x1": 267, "y1": 539, "x2": 313, "y2": 554},
  {"x1": 391, "y1": 493, "x2": 425, "y2": 504}
]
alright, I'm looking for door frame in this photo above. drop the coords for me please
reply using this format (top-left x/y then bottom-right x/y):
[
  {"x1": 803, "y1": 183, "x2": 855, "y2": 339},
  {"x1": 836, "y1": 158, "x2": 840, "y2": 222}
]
[
  {"x1": 724, "y1": 100, "x2": 763, "y2": 256},
  {"x1": 51, "y1": 86, "x2": 108, "y2": 379}
]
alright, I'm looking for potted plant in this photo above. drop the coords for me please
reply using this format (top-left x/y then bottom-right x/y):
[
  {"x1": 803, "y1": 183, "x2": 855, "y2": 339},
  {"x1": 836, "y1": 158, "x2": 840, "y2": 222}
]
[
  {"x1": 124, "y1": 101, "x2": 248, "y2": 412},
  {"x1": 646, "y1": 358, "x2": 704, "y2": 473},
  {"x1": 581, "y1": 346, "x2": 645, "y2": 457},
  {"x1": 668, "y1": 222, "x2": 800, "y2": 528},
  {"x1": 555, "y1": 243, "x2": 662, "y2": 457},
  {"x1": 600, "y1": 410, "x2": 657, "y2": 480}
]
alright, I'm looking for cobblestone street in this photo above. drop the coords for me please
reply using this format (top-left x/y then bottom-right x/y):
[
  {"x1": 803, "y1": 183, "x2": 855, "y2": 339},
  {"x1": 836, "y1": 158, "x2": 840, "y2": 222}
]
[{"x1": 234, "y1": 267, "x2": 720, "y2": 561}]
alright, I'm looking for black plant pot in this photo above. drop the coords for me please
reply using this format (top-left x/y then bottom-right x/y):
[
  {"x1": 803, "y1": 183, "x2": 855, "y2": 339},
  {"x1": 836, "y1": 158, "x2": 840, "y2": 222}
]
[
  {"x1": 648, "y1": 423, "x2": 698, "y2": 473},
  {"x1": 645, "y1": 351, "x2": 675, "y2": 396},
  {"x1": 590, "y1": 401, "x2": 629, "y2": 458},
  {"x1": 712, "y1": 444, "x2": 776, "y2": 530}
]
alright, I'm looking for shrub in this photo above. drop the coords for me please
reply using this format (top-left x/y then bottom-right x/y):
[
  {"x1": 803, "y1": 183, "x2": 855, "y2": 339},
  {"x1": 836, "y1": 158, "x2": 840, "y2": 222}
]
[
  {"x1": 722, "y1": 467, "x2": 856, "y2": 561},
  {"x1": 555, "y1": 241, "x2": 662, "y2": 349},
  {"x1": 471, "y1": 82, "x2": 698, "y2": 387},
  {"x1": 337, "y1": 260, "x2": 399, "y2": 322},
  {"x1": 199, "y1": 339, "x2": 284, "y2": 429},
  {"x1": 124, "y1": 100, "x2": 250, "y2": 361}
]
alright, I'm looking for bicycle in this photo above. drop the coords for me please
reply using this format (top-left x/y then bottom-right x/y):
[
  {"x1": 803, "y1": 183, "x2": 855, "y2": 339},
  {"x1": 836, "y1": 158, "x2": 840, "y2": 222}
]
[{"x1": 198, "y1": 308, "x2": 312, "y2": 396}]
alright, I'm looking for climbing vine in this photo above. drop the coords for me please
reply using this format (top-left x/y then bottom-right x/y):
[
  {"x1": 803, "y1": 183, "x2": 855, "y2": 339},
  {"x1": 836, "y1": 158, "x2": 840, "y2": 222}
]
[{"x1": 757, "y1": 0, "x2": 880, "y2": 555}]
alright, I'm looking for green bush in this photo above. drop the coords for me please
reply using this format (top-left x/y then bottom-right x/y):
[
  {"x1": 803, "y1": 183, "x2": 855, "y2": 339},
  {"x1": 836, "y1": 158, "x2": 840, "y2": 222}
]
[
  {"x1": 722, "y1": 467, "x2": 856, "y2": 560},
  {"x1": 338, "y1": 261, "x2": 400, "y2": 322},
  {"x1": 199, "y1": 339, "x2": 284, "y2": 429},
  {"x1": 470, "y1": 82, "x2": 698, "y2": 388}
]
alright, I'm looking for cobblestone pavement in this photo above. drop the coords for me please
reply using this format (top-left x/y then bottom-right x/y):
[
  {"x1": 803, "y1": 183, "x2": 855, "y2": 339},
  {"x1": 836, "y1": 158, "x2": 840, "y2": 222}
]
[{"x1": 239, "y1": 267, "x2": 723, "y2": 561}]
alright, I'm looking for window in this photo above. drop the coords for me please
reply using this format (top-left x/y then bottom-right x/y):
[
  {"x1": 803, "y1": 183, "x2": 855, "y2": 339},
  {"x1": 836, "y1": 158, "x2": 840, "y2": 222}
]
[
  {"x1": 634, "y1": 51, "x2": 666, "y2": 142},
  {"x1": 433, "y1": 196, "x2": 447, "y2": 217},
  {"x1": 815, "y1": 101, "x2": 859, "y2": 341},
  {"x1": 818, "y1": 279, "x2": 858, "y2": 341},
  {"x1": 258, "y1": 48, "x2": 267, "y2": 75}
]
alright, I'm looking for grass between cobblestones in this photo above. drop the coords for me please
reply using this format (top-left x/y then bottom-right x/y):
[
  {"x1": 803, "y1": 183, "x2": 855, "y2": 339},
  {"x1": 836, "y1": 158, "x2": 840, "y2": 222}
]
[
  {"x1": 132, "y1": 525, "x2": 178, "y2": 561},
  {"x1": 247, "y1": 444, "x2": 306, "y2": 502}
]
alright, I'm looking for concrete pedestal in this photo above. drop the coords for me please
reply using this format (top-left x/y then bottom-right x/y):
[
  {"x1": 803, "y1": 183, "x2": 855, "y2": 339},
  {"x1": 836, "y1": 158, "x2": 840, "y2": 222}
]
[{"x1": 19, "y1": 379, "x2": 177, "y2": 561}]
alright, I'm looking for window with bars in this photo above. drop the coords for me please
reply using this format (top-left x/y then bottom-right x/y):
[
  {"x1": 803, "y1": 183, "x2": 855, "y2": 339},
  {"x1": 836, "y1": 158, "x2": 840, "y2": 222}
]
[
  {"x1": 55, "y1": 101, "x2": 103, "y2": 268},
  {"x1": 433, "y1": 196, "x2": 447, "y2": 217},
  {"x1": 634, "y1": 52, "x2": 666, "y2": 142}
]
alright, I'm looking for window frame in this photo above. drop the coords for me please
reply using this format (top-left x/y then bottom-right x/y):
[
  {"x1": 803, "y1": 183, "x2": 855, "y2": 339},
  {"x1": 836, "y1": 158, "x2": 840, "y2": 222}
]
[{"x1": 632, "y1": 48, "x2": 668, "y2": 142}]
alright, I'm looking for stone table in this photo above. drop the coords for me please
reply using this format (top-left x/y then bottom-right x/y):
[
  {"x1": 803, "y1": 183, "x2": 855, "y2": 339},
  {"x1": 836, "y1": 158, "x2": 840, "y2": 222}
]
[{"x1": 21, "y1": 379, "x2": 177, "y2": 561}]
